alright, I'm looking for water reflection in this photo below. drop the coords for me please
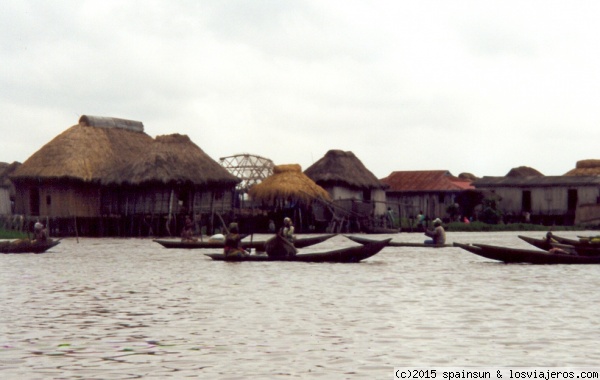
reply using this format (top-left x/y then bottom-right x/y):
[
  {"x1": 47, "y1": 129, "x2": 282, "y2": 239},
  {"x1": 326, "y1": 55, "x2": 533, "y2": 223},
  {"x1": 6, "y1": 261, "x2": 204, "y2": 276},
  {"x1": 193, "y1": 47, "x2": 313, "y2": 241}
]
[{"x1": 1, "y1": 231, "x2": 600, "y2": 378}]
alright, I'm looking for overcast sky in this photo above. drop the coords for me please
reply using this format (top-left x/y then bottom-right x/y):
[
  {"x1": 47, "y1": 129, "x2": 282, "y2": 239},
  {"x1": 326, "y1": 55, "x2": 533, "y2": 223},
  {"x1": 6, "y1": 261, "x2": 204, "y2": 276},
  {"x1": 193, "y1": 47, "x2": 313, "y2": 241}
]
[{"x1": 2, "y1": 0, "x2": 600, "y2": 179}]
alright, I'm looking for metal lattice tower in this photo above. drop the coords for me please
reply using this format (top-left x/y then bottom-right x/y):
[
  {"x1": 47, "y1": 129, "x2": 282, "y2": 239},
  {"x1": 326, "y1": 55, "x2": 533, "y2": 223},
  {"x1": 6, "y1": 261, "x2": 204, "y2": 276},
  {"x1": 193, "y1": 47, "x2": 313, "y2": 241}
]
[{"x1": 219, "y1": 153, "x2": 275, "y2": 193}]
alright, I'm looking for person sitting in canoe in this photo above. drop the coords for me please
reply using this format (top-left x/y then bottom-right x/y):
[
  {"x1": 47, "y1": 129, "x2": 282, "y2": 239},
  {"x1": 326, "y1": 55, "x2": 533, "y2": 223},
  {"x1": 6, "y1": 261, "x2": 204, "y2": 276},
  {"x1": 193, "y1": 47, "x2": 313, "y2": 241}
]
[
  {"x1": 424, "y1": 218, "x2": 446, "y2": 245},
  {"x1": 33, "y1": 220, "x2": 48, "y2": 243},
  {"x1": 224, "y1": 223, "x2": 249, "y2": 258},
  {"x1": 181, "y1": 216, "x2": 197, "y2": 242},
  {"x1": 280, "y1": 217, "x2": 295, "y2": 243}
]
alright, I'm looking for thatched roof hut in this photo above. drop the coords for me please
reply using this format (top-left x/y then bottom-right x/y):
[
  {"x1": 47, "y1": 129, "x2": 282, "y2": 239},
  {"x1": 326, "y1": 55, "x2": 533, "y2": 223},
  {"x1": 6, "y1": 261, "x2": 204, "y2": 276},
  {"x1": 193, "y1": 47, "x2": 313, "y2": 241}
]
[
  {"x1": 11, "y1": 116, "x2": 154, "y2": 182},
  {"x1": 0, "y1": 161, "x2": 20, "y2": 188},
  {"x1": 304, "y1": 150, "x2": 385, "y2": 189},
  {"x1": 564, "y1": 159, "x2": 600, "y2": 176},
  {"x1": 505, "y1": 166, "x2": 544, "y2": 178},
  {"x1": 249, "y1": 164, "x2": 331, "y2": 205},
  {"x1": 103, "y1": 134, "x2": 239, "y2": 187},
  {"x1": 458, "y1": 172, "x2": 478, "y2": 181}
]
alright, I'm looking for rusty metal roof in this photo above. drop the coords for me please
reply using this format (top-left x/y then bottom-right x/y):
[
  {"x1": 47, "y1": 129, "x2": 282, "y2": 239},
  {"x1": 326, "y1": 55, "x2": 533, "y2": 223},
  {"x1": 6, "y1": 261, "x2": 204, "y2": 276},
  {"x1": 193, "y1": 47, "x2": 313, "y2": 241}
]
[{"x1": 380, "y1": 170, "x2": 474, "y2": 192}]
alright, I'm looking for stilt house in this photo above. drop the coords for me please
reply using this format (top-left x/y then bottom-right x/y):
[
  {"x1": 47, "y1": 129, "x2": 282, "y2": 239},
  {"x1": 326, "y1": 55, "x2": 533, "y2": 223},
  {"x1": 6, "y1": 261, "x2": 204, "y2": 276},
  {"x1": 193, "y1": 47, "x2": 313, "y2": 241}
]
[
  {"x1": 472, "y1": 161, "x2": 600, "y2": 225},
  {"x1": 10, "y1": 115, "x2": 239, "y2": 236},
  {"x1": 380, "y1": 170, "x2": 474, "y2": 223},
  {"x1": 304, "y1": 150, "x2": 387, "y2": 230}
]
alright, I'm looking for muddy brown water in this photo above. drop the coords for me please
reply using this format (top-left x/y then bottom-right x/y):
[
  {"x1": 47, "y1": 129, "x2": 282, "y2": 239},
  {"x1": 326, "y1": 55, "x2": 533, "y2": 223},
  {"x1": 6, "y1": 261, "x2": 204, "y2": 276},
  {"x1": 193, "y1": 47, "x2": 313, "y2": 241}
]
[{"x1": 1, "y1": 232, "x2": 599, "y2": 379}]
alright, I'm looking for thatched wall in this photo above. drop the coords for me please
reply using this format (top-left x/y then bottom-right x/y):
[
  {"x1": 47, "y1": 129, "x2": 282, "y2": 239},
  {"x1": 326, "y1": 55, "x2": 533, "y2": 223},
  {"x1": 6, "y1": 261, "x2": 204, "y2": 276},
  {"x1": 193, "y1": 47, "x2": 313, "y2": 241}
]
[
  {"x1": 100, "y1": 186, "x2": 234, "y2": 216},
  {"x1": 13, "y1": 180, "x2": 102, "y2": 218}
]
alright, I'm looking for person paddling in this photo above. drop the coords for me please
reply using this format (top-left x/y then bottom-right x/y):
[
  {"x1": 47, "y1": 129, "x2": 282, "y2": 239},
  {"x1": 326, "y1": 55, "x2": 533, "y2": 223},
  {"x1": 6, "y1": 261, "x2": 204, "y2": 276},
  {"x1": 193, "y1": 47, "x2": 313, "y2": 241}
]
[
  {"x1": 223, "y1": 223, "x2": 249, "y2": 258},
  {"x1": 424, "y1": 218, "x2": 446, "y2": 245},
  {"x1": 280, "y1": 217, "x2": 295, "y2": 243}
]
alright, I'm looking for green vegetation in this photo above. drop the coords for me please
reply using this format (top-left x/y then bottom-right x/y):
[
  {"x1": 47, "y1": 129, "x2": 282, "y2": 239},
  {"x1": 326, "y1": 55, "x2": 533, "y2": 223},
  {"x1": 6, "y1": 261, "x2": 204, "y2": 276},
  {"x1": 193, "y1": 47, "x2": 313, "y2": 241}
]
[{"x1": 0, "y1": 228, "x2": 28, "y2": 239}]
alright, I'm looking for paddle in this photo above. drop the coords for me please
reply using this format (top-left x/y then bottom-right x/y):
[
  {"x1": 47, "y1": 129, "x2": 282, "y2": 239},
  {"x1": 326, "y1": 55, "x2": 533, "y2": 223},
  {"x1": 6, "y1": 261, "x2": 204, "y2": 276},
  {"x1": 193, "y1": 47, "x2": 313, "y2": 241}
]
[{"x1": 215, "y1": 212, "x2": 230, "y2": 235}]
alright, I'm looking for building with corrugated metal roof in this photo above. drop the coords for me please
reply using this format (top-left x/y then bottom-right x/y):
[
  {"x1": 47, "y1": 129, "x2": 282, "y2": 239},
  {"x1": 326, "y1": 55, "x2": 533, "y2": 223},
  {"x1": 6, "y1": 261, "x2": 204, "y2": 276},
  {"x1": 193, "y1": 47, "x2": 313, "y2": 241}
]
[{"x1": 380, "y1": 170, "x2": 474, "y2": 224}]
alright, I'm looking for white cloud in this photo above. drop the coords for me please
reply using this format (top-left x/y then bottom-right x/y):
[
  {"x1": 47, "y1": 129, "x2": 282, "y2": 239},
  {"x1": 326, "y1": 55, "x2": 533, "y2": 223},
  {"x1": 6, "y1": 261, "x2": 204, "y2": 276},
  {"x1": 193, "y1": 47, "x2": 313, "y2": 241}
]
[{"x1": 1, "y1": 0, "x2": 600, "y2": 178}]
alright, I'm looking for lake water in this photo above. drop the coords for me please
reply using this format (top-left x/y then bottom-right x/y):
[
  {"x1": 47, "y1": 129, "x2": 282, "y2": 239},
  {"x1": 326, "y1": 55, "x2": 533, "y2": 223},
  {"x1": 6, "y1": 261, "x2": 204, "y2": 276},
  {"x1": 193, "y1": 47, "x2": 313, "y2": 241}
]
[{"x1": 1, "y1": 231, "x2": 600, "y2": 379}]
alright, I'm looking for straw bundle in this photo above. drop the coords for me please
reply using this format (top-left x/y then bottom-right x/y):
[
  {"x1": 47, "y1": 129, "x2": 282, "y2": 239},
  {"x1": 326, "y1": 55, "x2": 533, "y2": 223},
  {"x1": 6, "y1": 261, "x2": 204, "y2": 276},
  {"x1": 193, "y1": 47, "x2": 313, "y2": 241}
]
[
  {"x1": 304, "y1": 150, "x2": 384, "y2": 189},
  {"x1": 249, "y1": 164, "x2": 331, "y2": 205}
]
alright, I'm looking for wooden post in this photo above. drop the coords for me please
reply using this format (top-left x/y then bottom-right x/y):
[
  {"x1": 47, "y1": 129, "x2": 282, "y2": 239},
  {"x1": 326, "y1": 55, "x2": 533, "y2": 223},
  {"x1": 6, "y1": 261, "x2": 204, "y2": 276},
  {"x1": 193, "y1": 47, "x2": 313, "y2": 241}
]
[{"x1": 74, "y1": 216, "x2": 79, "y2": 243}]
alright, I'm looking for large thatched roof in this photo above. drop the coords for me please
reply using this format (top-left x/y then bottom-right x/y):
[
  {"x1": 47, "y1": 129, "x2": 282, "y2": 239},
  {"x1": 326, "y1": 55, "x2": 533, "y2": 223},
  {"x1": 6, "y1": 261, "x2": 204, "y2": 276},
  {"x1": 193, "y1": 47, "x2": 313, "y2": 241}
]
[
  {"x1": 564, "y1": 159, "x2": 600, "y2": 176},
  {"x1": 104, "y1": 134, "x2": 240, "y2": 187},
  {"x1": 249, "y1": 164, "x2": 331, "y2": 205},
  {"x1": 12, "y1": 116, "x2": 154, "y2": 182},
  {"x1": 11, "y1": 116, "x2": 239, "y2": 188},
  {"x1": 505, "y1": 166, "x2": 544, "y2": 178},
  {"x1": 304, "y1": 150, "x2": 385, "y2": 189}
]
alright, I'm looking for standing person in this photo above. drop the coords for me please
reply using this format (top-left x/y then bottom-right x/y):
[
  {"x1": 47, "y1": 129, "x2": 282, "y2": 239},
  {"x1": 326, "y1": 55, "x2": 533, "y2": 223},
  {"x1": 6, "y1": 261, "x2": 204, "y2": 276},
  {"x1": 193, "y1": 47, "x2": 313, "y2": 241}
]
[
  {"x1": 224, "y1": 223, "x2": 249, "y2": 258},
  {"x1": 280, "y1": 217, "x2": 295, "y2": 243},
  {"x1": 268, "y1": 219, "x2": 276, "y2": 233},
  {"x1": 386, "y1": 207, "x2": 395, "y2": 228},
  {"x1": 424, "y1": 218, "x2": 446, "y2": 245},
  {"x1": 417, "y1": 211, "x2": 426, "y2": 231}
]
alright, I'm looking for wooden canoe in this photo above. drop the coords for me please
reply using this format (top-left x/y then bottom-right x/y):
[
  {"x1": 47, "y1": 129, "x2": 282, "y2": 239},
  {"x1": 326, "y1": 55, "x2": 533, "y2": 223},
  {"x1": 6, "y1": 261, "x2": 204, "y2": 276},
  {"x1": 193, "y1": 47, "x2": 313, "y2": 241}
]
[
  {"x1": 454, "y1": 242, "x2": 600, "y2": 264},
  {"x1": 204, "y1": 238, "x2": 391, "y2": 263},
  {"x1": 153, "y1": 234, "x2": 336, "y2": 250},
  {"x1": 0, "y1": 239, "x2": 61, "y2": 254},
  {"x1": 518, "y1": 235, "x2": 600, "y2": 255},
  {"x1": 346, "y1": 235, "x2": 451, "y2": 248},
  {"x1": 548, "y1": 234, "x2": 596, "y2": 246},
  {"x1": 517, "y1": 235, "x2": 554, "y2": 251},
  {"x1": 263, "y1": 234, "x2": 298, "y2": 257}
]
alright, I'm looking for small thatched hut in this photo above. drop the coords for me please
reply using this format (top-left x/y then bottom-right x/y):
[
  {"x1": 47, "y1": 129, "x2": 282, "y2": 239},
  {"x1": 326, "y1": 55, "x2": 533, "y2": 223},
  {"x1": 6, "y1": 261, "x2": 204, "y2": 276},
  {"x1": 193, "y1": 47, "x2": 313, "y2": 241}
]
[
  {"x1": 506, "y1": 166, "x2": 544, "y2": 178},
  {"x1": 564, "y1": 159, "x2": 600, "y2": 176},
  {"x1": 304, "y1": 150, "x2": 387, "y2": 223},
  {"x1": 248, "y1": 164, "x2": 330, "y2": 231}
]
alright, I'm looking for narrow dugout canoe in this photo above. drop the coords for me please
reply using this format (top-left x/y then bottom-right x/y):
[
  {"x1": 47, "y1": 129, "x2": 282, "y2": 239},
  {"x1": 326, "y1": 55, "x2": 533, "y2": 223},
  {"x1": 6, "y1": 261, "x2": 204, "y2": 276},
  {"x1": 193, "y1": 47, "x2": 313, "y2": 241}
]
[
  {"x1": 517, "y1": 235, "x2": 554, "y2": 251},
  {"x1": 0, "y1": 239, "x2": 61, "y2": 254},
  {"x1": 548, "y1": 234, "x2": 599, "y2": 246},
  {"x1": 454, "y1": 242, "x2": 600, "y2": 264},
  {"x1": 153, "y1": 234, "x2": 336, "y2": 250},
  {"x1": 345, "y1": 235, "x2": 451, "y2": 248},
  {"x1": 204, "y1": 238, "x2": 391, "y2": 263}
]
